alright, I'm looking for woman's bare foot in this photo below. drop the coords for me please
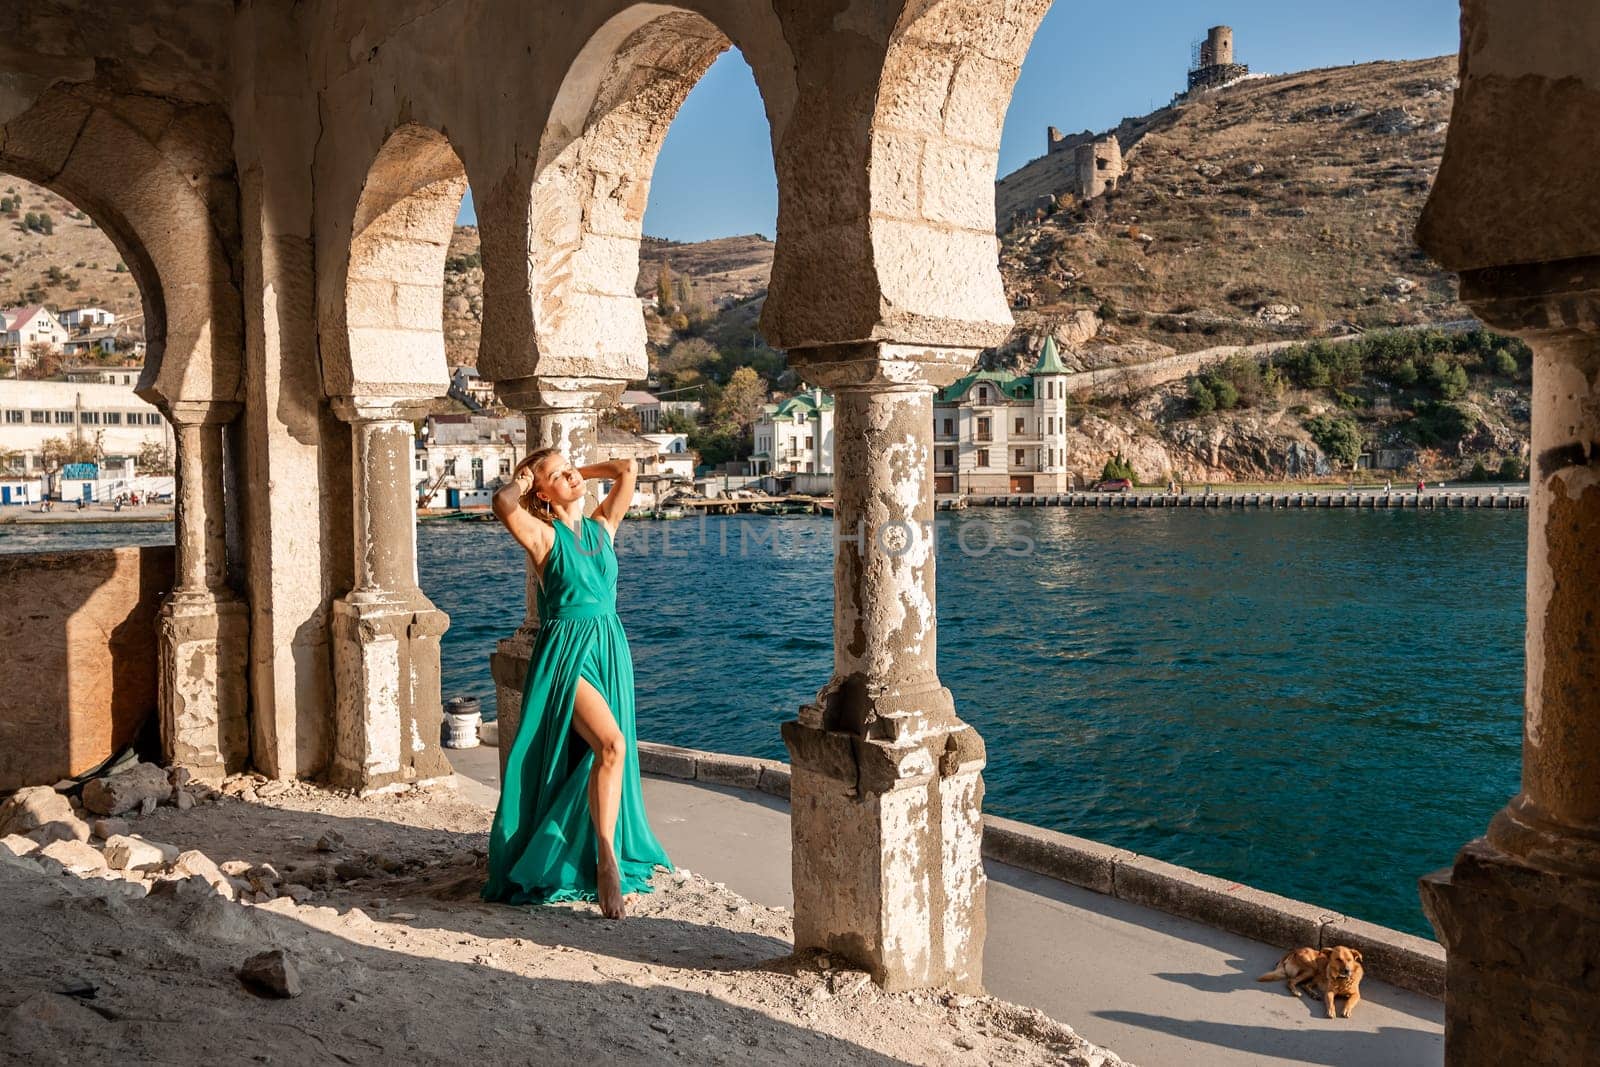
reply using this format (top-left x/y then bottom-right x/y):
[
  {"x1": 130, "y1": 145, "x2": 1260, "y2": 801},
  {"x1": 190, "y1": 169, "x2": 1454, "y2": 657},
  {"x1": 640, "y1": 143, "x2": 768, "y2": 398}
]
[{"x1": 596, "y1": 845, "x2": 626, "y2": 919}]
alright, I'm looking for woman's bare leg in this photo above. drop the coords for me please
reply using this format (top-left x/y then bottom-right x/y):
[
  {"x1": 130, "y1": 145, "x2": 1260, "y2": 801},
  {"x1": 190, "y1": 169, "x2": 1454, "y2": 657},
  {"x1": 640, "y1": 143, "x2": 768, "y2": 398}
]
[{"x1": 570, "y1": 676, "x2": 626, "y2": 918}]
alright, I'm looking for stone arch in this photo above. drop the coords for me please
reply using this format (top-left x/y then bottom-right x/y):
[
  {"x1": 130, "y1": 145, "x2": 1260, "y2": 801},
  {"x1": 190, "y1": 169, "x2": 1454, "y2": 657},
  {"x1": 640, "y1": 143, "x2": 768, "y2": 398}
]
[
  {"x1": 0, "y1": 87, "x2": 243, "y2": 407},
  {"x1": 864, "y1": 0, "x2": 1052, "y2": 348},
  {"x1": 478, "y1": 2, "x2": 795, "y2": 386},
  {"x1": 525, "y1": 6, "x2": 729, "y2": 383},
  {"x1": 324, "y1": 123, "x2": 469, "y2": 400}
]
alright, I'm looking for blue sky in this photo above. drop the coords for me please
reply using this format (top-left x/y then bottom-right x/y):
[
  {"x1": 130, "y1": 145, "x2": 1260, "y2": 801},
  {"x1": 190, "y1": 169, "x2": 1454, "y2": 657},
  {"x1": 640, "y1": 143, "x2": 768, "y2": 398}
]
[{"x1": 459, "y1": 1, "x2": 1460, "y2": 241}]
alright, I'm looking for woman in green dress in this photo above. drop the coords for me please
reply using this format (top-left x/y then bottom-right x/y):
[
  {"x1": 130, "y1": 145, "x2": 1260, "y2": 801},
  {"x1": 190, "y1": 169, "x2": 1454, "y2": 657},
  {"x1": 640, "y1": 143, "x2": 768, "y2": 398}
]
[{"x1": 482, "y1": 448, "x2": 671, "y2": 918}]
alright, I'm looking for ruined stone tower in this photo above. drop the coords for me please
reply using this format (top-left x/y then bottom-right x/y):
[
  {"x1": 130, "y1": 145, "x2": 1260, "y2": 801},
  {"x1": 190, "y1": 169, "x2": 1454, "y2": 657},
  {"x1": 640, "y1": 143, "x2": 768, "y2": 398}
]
[
  {"x1": 1074, "y1": 135, "x2": 1122, "y2": 200},
  {"x1": 1187, "y1": 25, "x2": 1248, "y2": 93}
]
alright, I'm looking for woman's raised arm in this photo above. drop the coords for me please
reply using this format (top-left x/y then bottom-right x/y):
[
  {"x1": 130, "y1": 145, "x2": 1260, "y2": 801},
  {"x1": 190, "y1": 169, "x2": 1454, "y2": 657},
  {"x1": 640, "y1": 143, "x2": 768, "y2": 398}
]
[{"x1": 582, "y1": 457, "x2": 637, "y2": 536}]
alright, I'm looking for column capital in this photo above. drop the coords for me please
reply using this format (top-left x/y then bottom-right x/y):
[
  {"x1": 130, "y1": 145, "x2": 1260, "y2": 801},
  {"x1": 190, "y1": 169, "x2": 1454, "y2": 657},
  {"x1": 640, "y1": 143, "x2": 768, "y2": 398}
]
[
  {"x1": 491, "y1": 375, "x2": 627, "y2": 413},
  {"x1": 787, "y1": 343, "x2": 981, "y2": 392},
  {"x1": 329, "y1": 395, "x2": 432, "y2": 425},
  {"x1": 1459, "y1": 254, "x2": 1600, "y2": 341},
  {"x1": 164, "y1": 400, "x2": 242, "y2": 428}
]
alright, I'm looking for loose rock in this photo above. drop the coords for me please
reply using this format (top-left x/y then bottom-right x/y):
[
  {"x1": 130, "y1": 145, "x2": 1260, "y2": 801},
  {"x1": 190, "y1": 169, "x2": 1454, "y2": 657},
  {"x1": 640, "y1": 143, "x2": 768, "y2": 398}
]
[
  {"x1": 104, "y1": 835, "x2": 179, "y2": 872},
  {"x1": 239, "y1": 949, "x2": 302, "y2": 998},
  {"x1": 81, "y1": 764, "x2": 172, "y2": 817},
  {"x1": 0, "y1": 786, "x2": 78, "y2": 838},
  {"x1": 1, "y1": 834, "x2": 40, "y2": 858},
  {"x1": 91, "y1": 818, "x2": 130, "y2": 841},
  {"x1": 38, "y1": 839, "x2": 108, "y2": 875},
  {"x1": 314, "y1": 830, "x2": 345, "y2": 852}
]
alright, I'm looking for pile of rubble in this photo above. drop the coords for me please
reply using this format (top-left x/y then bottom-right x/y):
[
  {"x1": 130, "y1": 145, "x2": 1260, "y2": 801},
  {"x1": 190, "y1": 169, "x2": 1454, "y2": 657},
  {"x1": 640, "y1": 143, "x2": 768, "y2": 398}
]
[{"x1": 0, "y1": 761, "x2": 1131, "y2": 1066}]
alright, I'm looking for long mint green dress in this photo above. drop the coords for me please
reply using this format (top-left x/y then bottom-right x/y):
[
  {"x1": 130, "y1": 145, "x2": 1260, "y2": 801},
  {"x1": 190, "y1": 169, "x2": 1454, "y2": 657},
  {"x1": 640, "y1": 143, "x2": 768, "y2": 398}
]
[{"x1": 483, "y1": 515, "x2": 671, "y2": 905}]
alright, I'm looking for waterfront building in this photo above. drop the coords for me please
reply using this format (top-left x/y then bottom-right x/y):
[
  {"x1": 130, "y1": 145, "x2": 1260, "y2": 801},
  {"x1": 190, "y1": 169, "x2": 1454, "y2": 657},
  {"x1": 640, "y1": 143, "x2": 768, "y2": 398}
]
[
  {"x1": 933, "y1": 337, "x2": 1071, "y2": 495},
  {"x1": 1, "y1": 305, "x2": 69, "y2": 367},
  {"x1": 414, "y1": 413, "x2": 524, "y2": 505},
  {"x1": 0, "y1": 377, "x2": 172, "y2": 478},
  {"x1": 753, "y1": 387, "x2": 834, "y2": 476}
]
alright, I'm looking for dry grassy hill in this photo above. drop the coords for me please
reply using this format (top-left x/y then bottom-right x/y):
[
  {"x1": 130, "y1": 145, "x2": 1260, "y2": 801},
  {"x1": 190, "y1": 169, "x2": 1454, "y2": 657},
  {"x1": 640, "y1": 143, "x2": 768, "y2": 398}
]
[
  {"x1": 0, "y1": 179, "x2": 141, "y2": 320},
  {"x1": 995, "y1": 56, "x2": 1462, "y2": 366}
]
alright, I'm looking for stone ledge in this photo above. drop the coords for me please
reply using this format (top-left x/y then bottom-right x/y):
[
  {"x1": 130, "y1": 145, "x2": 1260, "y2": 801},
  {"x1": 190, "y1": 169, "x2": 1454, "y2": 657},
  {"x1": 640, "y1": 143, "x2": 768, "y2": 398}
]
[
  {"x1": 1320, "y1": 916, "x2": 1447, "y2": 1000},
  {"x1": 635, "y1": 741, "x2": 1446, "y2": 1000}
]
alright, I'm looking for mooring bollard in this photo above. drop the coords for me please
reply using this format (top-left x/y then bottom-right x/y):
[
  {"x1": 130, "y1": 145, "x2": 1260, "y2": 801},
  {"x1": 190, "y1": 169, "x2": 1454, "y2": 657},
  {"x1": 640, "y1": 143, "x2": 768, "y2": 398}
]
[{"x1": 442, "y1": 695, "x2": 483, "y2": 749}]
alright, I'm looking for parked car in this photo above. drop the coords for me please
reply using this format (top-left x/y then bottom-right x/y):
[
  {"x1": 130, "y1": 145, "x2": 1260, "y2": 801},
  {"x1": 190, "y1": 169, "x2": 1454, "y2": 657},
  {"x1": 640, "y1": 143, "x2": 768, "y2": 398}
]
[{"x1": 1092, "y1": 478, "x2": 1133, "y2": 493}]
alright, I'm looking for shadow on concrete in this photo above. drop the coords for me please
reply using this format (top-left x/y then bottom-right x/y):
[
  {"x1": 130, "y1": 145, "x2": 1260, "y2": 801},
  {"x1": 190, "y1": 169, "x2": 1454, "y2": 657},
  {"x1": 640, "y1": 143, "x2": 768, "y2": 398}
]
[{"x1": 1095, "y1": 1010, "x2": 1442, "y2": 1067}]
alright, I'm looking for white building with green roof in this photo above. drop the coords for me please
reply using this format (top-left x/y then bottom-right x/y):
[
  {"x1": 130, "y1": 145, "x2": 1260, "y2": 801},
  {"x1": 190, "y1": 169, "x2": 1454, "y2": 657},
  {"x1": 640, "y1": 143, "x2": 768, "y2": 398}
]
[
  {"x1": 932, "y1": 336, "x2": 1071, "y2": 495},
  {"x1": 753, "y1": 387, "x2": 834, "y2": 476}
]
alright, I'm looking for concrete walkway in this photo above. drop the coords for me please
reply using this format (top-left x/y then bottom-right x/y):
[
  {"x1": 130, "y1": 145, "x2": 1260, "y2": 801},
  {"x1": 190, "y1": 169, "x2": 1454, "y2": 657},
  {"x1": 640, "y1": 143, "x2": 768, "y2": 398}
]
[{"x1": 450, "y1": 746, "x2": 1444, "y2": 1067}]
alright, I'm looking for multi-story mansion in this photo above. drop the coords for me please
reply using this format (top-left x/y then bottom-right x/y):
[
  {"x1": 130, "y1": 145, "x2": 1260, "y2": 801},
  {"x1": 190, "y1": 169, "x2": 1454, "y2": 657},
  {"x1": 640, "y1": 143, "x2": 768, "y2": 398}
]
[
  {"x1": 753, "y1": 388, "x2": 835, "y2": 476},
  {"x1": 933, "y1": 337, "x2": 1071, "y2": 495}
]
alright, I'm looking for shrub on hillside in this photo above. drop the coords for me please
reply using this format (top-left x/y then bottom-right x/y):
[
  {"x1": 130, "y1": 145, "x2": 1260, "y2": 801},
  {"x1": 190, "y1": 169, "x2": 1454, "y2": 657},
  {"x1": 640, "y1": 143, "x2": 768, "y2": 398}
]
[
  {"x1": 1188, "y1": 378, "x2": 1216, "y2": 414},
  {"x1": 1406, "y1": 401, "x2": 1474, "y2": 446},
  {"x1": 1498, "y1": 456, "x2": 1525, "y2": 481},
  {"x1": 1304, "y1": 413, "x2": 1363, "y2": 469},
  {"x1": 1492, "y1": 348, "x2": 1519, "y2": 376},
  {"x1": 1101, "y1": 453, "x2": 1137, "y2": 483}
]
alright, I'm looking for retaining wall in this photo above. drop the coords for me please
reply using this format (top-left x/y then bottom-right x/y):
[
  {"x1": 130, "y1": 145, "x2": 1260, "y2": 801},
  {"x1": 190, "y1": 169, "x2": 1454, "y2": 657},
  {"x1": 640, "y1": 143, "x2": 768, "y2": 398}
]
[
  {"x1": 636, "y1": 740, "x2": 1446, "y2": 999},
  {"x1": 948, "y1": 490, "x2": 1526, "y2": 510}
]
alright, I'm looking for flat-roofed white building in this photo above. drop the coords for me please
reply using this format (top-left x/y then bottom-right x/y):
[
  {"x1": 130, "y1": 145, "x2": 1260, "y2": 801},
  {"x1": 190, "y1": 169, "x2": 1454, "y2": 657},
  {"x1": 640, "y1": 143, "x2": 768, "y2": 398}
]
[
  {"x1": 59, "y1": 307, "x2": 117, "y2": 330},
  {"x1": 0, "y1": 378, "x2": 172, "y2": 476}
]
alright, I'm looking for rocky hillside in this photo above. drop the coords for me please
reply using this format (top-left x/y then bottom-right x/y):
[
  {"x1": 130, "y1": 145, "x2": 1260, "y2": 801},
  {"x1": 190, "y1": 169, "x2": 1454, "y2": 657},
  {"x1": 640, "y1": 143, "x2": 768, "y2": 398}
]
[
  {"x1": 0, "y1": 179, "x2": 140, "y2": 320},
  {"x1": 995, "y1": 56, "x2": 1462, "y2": 367}
]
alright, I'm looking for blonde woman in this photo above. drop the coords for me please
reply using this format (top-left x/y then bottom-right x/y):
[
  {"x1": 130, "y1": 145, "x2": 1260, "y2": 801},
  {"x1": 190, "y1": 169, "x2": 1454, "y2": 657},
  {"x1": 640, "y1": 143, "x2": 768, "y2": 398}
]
[{"x1": 481, "y1": 448, "x2": 670, "y2": 919}]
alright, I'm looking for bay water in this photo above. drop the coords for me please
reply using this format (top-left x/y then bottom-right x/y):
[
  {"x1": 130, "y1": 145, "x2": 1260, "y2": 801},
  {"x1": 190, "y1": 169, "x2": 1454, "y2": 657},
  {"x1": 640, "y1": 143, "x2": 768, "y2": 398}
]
[{"x1": 5, "y1": 509, "x2": 1525, "y2": 938}]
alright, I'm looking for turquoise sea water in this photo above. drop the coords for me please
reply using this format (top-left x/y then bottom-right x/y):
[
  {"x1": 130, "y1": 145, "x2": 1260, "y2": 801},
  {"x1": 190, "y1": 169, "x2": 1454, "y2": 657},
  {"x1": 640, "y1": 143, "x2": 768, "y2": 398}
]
[
  {"x1": 5, "y1": 510, "x2": 1525, "y2": 938},
  {"x1": 424, "y1": 509, "x2": 1525, "y2": 939}
]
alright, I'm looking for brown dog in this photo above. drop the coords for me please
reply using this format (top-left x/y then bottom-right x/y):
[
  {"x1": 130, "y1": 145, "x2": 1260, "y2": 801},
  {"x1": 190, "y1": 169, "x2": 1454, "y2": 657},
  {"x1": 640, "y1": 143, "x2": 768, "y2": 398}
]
[{"x1": 1257, "y1": 946, "x2": 1365, "y2": 1017}]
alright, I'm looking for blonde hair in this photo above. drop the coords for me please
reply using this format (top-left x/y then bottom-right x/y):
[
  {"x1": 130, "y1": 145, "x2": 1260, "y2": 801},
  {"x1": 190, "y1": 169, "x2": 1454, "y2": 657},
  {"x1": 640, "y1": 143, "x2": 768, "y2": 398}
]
[{"x1": 515, "y1": 447, "x2": 563, "y2": 526}]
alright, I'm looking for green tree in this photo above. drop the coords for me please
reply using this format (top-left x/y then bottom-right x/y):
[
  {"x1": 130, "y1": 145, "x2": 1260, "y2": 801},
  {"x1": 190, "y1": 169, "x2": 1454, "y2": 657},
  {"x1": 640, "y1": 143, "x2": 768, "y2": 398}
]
[
  {"x1": 1491, "y1": 348, "x2": 1519, "y2": 376},
  {"x1": 1209, "y1": 377, "x2": 1240, "y2": 411},
  {"x1": 1100, "y1": 453, "x2": 1137, "y2": 483},
  {"x1": 660, "y1": 408, "x2": 697, "y2": 434},
  {"x1": 23, "y1": 211, "x2": 38, "y2": 232},
  {"x1": 1304, "y1": 413, "x2": 1363, "y2": 470},
  {"x1": 715, "y1": 366, "x2": 768, "y2": 435},
  {"x1": 1392, "y1": 359, "x2": 1419, "y2": 387},
  {"x1": 137, "y1": 439, "x2": 175, "y2": 476},
  {"x1": 1497, "y1": 456, "x2": 1525, "y2": 482},
  {"x1": 655, "y1": 261, "x2": 674, "y2": 313},
  {"x1": 658, "y1": 337, "x2": 717, "y2": 389},
  {"x1": 0, "y1": 197, "x2": 12, "y2": 214},
  {"x1": 37, "y1": 212, "x2": 53, "y2": 235},
  {"x1": 1188, "y1": 377, "x2": 1216, "y2": 415},
  {"x1": 1438, "y1": 362, "x2": 1469, "y2": 400}
]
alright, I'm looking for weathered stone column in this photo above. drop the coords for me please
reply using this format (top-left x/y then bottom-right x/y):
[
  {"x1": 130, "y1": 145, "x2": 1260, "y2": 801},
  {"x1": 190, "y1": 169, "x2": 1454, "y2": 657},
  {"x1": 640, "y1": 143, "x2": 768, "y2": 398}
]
[
  {"x1": 158, "y1": 401, "x2": 250, "y2": 779},
  {"x1": 488, "y1": 376, "x2": 618, "y2": 775},
  {"x1": 782, "y1": 343, "x2": 987, "y2": 993},
  {"x1": 1419, "y1": 262, "x2": 1600, "y2": 1064},
  {"x1": 329, "y1": 397, "x2": 452, "y2": 794}
]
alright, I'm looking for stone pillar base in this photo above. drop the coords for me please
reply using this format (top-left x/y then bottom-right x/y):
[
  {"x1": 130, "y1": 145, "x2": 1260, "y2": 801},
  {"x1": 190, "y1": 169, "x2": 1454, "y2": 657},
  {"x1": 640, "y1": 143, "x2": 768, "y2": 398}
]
[
  {"x1": 1421, "y1": 837, "x2": 1600, "y2": 1064},
  {"x1": 489, "y1": 632, "x2": 534, "y2": 782},
  {"x1": 330, "y1": 595, "x2": 453, "y2": 794},
  {"x1": 158, "y1": 593, "x2": 250, "y2": 780},
  {"x1": 782, "y1": 718, "x2": 987, "y2": 992}
]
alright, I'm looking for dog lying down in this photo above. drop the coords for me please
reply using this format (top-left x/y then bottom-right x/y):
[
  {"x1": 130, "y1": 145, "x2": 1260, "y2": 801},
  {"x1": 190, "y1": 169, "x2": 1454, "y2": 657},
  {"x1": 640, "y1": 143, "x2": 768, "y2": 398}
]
[{"x1": 1257, "y1": 946, "x2": 1365, "y2": 1018}]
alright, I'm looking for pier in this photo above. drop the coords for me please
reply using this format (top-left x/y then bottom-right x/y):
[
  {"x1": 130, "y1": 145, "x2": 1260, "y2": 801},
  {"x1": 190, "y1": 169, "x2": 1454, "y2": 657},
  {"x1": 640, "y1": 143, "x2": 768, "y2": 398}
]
[{"x1": 942, "y1": 489, "x2": 1528, "y2": 511}]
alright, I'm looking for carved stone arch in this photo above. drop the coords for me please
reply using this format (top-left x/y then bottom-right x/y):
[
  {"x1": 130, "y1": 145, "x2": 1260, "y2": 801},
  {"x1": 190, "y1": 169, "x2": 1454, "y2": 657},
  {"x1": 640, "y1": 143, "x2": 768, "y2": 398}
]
[
  {"x1": 865, "y1": 0, "x2": 1053, "y2": 348},
  {"x1": 0, "y1": 87, "x2": 243, "y2": 407},
  {"x1": 477, "y1": 2, "x2": 795, "y2": 387},
  {"x1": 322, "y1": 123, "x2": 469, "y2": 401}
]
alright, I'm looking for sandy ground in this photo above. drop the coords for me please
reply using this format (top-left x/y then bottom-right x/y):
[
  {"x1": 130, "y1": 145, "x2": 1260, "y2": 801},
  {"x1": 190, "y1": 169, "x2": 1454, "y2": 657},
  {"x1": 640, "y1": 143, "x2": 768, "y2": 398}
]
[{"x1": 0, "y1": 774, "x2": 1129, "y2": 1066}]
